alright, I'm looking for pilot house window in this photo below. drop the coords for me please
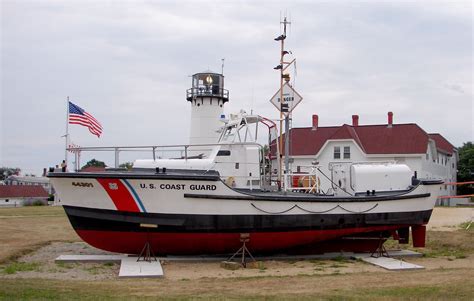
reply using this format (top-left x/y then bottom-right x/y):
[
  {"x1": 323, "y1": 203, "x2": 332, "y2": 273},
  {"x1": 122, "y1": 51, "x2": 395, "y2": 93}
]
[
  {"x1": 343, "y1": 146, "x2": 351, "y2": 159},
  {"x1": 334, "y1": 146, "x2": 341, "y2": 159}
]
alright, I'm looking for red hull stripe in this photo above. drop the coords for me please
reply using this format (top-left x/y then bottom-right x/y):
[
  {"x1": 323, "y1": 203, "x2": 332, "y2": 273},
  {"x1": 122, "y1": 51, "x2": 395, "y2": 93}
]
[
  {"x1": 96, "y1": 178, "x2": 140, "y2": 212},
  {"x1": 76, "y1": 226, "x2": 401, "y2": 255}
]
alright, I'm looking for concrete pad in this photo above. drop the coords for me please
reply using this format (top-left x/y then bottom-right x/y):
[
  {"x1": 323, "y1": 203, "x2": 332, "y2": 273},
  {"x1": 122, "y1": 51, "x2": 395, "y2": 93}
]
[
  {"x1": 359, "y1": 257, "x2": 424, "y2": 271},
  {"x1": 119, "y1": 257, "x2": 164, "y2": 278},
  {"x1": 55, "y1": 254, "x2": 126, "y2": 263}
]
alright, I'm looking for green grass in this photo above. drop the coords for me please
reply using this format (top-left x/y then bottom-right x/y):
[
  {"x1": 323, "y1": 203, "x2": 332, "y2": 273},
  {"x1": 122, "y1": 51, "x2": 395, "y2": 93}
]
[
  {"x1": 309, "y1": 259, "x2": 327, "y2": 265},
  {"x1": 0, "y1": 272, "x2": 473, "y2": 301},
  {"x1": 420, "y1": 237, "x2": 469, "y2": 259},
  {"x1": 56, "y1": 262, "x2": 75, "y2": 269},
  {"x1": 330, "y1": 255, "x2": 348, "y2": 262},
  {"x1": 331, "y1": 284, "x2": 474, "y2": 300},
  {"x1": 0, "y1": 206, "x2": 65, "y2": 217},
  {"x1": 2, "y1": 262, "x2": 41, "y2": 274},
  {"x1": 460, "y1": 221, "x2": 474, "y2": 231},
  {"x1": 329, "y1": 263, "x2": 347, "y2": 268}
]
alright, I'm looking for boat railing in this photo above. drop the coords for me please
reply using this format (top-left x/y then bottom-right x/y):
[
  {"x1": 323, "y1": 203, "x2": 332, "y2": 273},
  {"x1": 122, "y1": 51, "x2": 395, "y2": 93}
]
[
  {"x1": 283, "y1": 165, "x2": 322, "y2": 193},
  {"x1": 67, "y1": 142, "x2": 266, "y2": 185}
]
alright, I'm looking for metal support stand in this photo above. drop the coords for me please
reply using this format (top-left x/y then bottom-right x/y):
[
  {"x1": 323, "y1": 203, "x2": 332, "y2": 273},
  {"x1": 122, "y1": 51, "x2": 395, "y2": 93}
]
[
  {"x1": 370, "y1": 234, "x2": 389, "y2": 258},
  {"x1": 137, "y1": 231, "x2": 157, "y2": 262},
  {"x1": 227, "y1": 233, "x2": 256, "y2": 268}
]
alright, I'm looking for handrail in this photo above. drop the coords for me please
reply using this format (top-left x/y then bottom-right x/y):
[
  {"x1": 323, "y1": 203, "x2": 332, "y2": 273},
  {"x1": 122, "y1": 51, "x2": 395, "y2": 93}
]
[
  {"x1": 283, "y1": 166, "x2": 322, "y2": 193},
  {"x1": 68, "y1": 142, "x2": 264, "y2": 175}
]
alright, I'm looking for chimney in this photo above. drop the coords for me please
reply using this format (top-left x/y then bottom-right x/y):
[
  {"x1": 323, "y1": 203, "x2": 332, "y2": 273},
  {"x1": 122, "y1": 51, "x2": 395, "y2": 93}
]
[
  {"x1": 42, "y1": 168, "x2": 47, "y2": 177},
  {"x1": 388, "y1": 111, "x2": 393, "y2": 127},
  {"x1": 352, "y1": 115, "x2": 359, "y2": 127},
  {"x1": 312, "y1": 114, "x2": 319, "y2": 130}
]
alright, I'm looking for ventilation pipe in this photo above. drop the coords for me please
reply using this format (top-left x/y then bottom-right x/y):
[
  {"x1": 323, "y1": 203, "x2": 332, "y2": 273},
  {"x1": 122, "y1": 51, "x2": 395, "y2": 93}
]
[
  {"x1": 388, "y1": 112, "x2": 393, "y2": 128},
  {"x1": 312, "y1": 115, "x2": 318, "y2": 131},
  {"x1": 352, "y1": 115, "x2": 359, "y2": 127}
]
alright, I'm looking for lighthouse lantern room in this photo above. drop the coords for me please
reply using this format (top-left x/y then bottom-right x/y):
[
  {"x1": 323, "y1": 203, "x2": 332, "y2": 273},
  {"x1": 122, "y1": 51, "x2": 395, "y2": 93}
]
[{"x1": 187, "y1": 71, "x2": 229, "y2": 145}]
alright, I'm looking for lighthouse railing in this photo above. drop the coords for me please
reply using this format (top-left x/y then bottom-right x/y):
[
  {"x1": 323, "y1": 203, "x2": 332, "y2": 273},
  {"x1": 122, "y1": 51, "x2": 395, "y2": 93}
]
[{"x1": 186, "y1": 86, "x2": 229, "y2": 100}]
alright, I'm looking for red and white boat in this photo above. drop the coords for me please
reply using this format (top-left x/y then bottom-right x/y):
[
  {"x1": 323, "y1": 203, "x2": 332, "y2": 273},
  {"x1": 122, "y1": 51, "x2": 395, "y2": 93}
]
[
  {"x1": 49, "y1": 23, "x2": 442, "y2": 256},
  {"x1": 49, "y1": 110, "x2": 442, "y2": 255}
]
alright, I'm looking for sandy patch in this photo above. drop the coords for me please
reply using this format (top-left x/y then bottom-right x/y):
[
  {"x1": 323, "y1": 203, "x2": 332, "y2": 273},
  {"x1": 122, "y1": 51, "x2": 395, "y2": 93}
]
[{"x1": 428, "y1": 207, "x2": 474, "y2": 231}]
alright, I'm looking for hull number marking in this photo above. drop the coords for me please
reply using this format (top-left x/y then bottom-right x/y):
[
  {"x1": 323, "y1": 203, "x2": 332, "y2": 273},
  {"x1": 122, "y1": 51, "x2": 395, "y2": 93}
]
[
  {"x1": 139, "y1": 183, "x2": 217, "y2": 191},
  {"x1": 72, "y1": 182, "x2": 94, "y2": 188}
]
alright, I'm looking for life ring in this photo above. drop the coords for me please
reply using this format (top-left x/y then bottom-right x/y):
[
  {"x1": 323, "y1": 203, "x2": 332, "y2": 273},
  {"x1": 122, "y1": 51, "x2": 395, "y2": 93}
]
[{"x1": 225, "y1": 176, "x2": 236, "y2": 187}]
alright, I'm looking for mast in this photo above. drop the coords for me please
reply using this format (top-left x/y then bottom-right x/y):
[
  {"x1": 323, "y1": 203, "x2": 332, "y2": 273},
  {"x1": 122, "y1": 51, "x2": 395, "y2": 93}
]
[
  {"x1": 65, "y1": 96, "x2": 70, "y2": 168},
  {"x1": 277, "y1": 17, "x2": 290, "y2": 190},
  {"x1": 271, "y1": 16, "x2": 301, "y2": 191}
]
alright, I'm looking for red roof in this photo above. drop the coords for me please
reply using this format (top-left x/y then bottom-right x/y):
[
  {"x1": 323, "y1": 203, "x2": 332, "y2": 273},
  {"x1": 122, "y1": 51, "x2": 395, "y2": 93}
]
[
  {"x1": 428, "y1": 133, "x2": 455, "y2": 155},
  {"x1": 274, "y1": 123, "x2": 443, "y2": 156},
  {"x1": 274, "y1": 126, "x2": 339, "y2": 156},
  {"x1": 0, "y1": 186, "x2": 49, "y2": 198},
  {"x1": 354, "y1": 124, "x2": 428, "y2": 154}
]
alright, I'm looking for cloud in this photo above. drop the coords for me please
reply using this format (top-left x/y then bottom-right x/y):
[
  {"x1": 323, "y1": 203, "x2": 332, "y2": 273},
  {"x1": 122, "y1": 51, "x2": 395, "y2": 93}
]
[{"x1": 1, "y1": 0, "x2": 472, "y2": 175}]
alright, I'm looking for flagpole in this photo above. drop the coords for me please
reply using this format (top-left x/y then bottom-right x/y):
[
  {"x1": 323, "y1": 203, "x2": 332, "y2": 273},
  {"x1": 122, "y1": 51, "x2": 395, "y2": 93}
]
[{"x1": 65, "y1": 96, "x2": 69, "y2": 168}]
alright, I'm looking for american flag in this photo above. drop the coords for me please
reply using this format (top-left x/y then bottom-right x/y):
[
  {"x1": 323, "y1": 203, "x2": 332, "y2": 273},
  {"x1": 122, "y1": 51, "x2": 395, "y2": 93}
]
[{"x1": 68, "y1": 101, "x2": 103, "y2": 137}]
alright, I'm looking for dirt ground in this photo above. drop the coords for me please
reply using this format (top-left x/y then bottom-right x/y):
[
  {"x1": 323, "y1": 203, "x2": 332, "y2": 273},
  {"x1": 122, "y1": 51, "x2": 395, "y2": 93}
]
[
  {"x1": 427, "y1": 207, "x2": 473, "y2": 231},
  {"x1": 0, "y1": 206, "x2": 473, "y2": 300}
]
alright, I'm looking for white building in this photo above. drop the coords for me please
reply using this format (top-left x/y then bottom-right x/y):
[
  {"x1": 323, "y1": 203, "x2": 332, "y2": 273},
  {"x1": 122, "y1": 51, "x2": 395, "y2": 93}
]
[
  {"x1": 0, "y1": 185, "x2": 49, "y2": 207},
  {"x1": 274, "y1": 112, "x2": 457, "y2": 196}
]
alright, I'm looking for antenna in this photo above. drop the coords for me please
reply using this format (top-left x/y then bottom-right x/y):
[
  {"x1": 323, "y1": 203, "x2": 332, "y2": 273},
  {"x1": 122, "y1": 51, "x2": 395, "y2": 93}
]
[
  {"x1": 221, "y1": 58, "x2": 225, "y2": 75},
  {"x1": 250, "y1": 84, "x2": 254, "y2": 115}
]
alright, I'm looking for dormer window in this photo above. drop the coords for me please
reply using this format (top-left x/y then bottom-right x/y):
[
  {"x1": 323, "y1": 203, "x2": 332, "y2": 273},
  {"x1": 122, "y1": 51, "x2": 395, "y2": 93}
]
[
  {"x1": 343, "y1": 146, "x2": 351, "y2": 159},
  {"x1": 334, "y1": 146, "x2": 341, "y2": 159}
]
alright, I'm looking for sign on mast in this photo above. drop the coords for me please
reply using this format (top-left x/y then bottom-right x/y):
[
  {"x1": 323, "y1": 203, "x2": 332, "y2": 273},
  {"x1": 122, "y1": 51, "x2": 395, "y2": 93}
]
[{"x1": 269, "y1": 83, "x2": 303, "y2": 116}]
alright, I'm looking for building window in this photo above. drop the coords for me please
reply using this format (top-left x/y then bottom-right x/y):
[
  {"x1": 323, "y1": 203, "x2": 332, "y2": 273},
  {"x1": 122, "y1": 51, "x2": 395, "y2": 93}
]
[
  {"x1": 343, "y1": 146, "x2": 350, "y2": 159},
  {"x1": 334, "y1": 146, "x2": 341, "y2": 159}
]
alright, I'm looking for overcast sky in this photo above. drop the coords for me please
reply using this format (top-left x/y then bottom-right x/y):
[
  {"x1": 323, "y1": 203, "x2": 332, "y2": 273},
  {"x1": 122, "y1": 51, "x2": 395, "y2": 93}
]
[{"x1": 1, "y1": 0, "x2": 472, "y2": 175}]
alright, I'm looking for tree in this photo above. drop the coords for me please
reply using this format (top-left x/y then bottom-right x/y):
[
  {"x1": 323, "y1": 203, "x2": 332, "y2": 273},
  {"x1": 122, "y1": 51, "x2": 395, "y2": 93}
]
[
  {"x1": 119, "y1": 162, "x2": 133, "y2": 170},
  {"x1": 81, "y1": 159, "x2": 106, "y2": 170},
  {"x1": 457, "y1": 142, "x2": 474, "y2": 195},
  {"x1": 0, "y1": 167, "x2": 21, "y2": 181}
]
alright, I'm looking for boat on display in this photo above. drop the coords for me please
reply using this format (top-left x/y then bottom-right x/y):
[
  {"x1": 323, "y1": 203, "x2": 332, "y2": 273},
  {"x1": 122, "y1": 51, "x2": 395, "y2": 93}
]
[{"x1": 49, "y1": 20, "x2": 442, "y2": 256}]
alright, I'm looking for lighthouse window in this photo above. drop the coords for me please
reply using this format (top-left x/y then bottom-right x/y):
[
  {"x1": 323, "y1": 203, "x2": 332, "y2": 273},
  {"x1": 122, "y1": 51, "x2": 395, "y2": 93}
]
[
  {"x1": 343, "y1": 146, "x2": 350, "y2": 159},
  {"x1": 334, "y1": 146, "x2": 341, "y2": 159}
]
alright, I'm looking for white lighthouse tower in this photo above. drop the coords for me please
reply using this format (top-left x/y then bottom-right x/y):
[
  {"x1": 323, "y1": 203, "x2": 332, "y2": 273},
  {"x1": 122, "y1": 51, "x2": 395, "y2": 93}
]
[{"x1": 186, "y1": 71, "x2": 229, "y2": 145}]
